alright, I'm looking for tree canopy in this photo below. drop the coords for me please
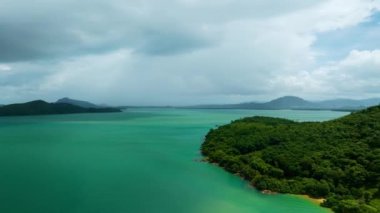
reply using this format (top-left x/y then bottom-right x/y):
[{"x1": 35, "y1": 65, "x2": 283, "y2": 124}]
[{"x1": 202, "y1": 106, "x2": 380, "y2": 213}]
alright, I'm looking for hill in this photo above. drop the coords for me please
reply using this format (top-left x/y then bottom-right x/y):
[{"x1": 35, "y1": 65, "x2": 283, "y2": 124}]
[
  {"x1": 317, "y1": 98, "x2": 380, "y2": 110},
  {"x1": 56, "y1": 97, "x2": 102, "y2": 108},
  {"x1": 202, "y1": 106, "x2": 380, "y2": 212},
  {"x1": 0, "y1": 100, "x2": 121, "y2": 116},
  {"x1": 189, "y1": 96, "x2": 380, "y2": 111},
  {"x1": 260, "y1": 96, "x2": 313, "y2": 109}
]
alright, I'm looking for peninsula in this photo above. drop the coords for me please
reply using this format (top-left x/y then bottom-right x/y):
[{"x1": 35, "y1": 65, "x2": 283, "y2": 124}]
[{"x1": 202, "y1": 105, "x2": 380, "y2": 212}]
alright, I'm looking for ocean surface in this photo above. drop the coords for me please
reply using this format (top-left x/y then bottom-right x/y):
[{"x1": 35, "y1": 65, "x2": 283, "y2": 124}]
[{"x1": 0, "y1": 108, "x2": 348, "y2": 213}]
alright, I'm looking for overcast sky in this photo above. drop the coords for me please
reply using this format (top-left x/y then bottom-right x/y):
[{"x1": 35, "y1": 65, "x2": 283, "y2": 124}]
[{"x1": 0, "y1": 0, "x2": 380, "y2": 105}]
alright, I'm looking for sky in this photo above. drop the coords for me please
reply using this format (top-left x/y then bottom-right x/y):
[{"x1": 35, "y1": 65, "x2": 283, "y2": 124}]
[{"x1": 0, "y1": 0, "x2": 380, "y2": 105}]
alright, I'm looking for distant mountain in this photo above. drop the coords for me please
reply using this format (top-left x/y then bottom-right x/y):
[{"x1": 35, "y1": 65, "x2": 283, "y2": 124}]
[
  {"x1": 187, "y1": 96, "x2": 380, "y2": 111},
  {"x1": 0, "y1": 100, "x2": 121, "y2": 116},
  {"x1": 56, "y1": 97, "x2": 101, "y2": 108},
  {"x1": 258, "y1": 96, "x2": 313, "y2": 109},
  {"x1": 266, "y1": 96, "x2": 308, "y2": 106},
  {"x1": 316, "y1": 98, "x2": 380, "y2": 109}
]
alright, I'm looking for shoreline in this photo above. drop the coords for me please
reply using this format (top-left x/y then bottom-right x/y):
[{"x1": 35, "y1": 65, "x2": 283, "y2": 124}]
[
  {"x1": 203, "y1": 158, "x2": 331, "y2": 211},
  {"x1": 291, "y1": 195, "x2": 332, "y2": 212},
  {"x1": 259, "y1": 188, "x2": 329, "y2": 210},
  {"x1": 294, "y1": 194, "x2": 325, "y2": 205}
]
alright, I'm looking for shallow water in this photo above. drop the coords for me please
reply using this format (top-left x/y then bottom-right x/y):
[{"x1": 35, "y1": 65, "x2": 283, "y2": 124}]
[{"x1": 0, "y1": 108, "x2": 348, "y2": 213}]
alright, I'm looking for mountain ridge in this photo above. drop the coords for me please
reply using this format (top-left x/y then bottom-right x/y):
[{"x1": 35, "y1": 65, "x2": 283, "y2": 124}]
[
  {"x1": 56, "y1": 97, "x2": 103, "y2": 108},
  {"x1": 187, "y1": 96, "x2": 380, "y2": 111},
  {"x1": 0, "y1": 100, "x2": 121, "y2": 116}
]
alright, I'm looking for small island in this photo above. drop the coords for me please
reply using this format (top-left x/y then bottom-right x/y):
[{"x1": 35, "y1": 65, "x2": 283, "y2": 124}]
[
  {"x1": 0, "y1": 100, "x2": 121, "y2": 116},
  {"x1": 202, "y1": 106, "x2": 380, "y2": 212}
]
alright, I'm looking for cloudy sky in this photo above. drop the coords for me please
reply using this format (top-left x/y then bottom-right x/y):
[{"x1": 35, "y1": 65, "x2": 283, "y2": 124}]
[{"x1": 0, "y1": 0, "x2": 380, "y2": 105}]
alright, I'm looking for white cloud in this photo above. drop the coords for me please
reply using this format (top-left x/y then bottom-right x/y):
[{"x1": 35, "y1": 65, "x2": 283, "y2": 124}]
[
  {"x1": 0, "y1": 64, "x2": 12, "y2": 72},
  {"x1": 271, "y1": 0, "x2": 380, "y2": 33},
  {"x1": 0, "y1": 0, "x2": 379, "y2": 104},
  {"x1": 274, "y1": 50, "x2": 380, "y2": 99}
]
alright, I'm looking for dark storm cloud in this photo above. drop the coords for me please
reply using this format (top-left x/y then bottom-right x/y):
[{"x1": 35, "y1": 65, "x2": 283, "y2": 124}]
[
  {"x1": 135, "y1": 29, "x2": 213, "y2": 55},
  {"x1": 0, "y1": 0, "x2": 323, "y2": 62},
  {"x1": 0, "y1": 21, "x2": 211, "y2": 62},
  {"x1": 0, "y1": 22, "x2": 78, "y2": 62},
  {"x1": 0, "y1": 23, "x2": 209, "y2": 62},
  {"x1": 0, "y1": 0, "x2": 213, "y2": 62}
]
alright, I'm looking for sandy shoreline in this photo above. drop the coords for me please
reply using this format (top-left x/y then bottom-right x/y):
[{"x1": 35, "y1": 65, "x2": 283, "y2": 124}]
[
  {"x1": 204, "y1": 158, "x2": 332, "y2": 211},
  {"x1": 291, "y1": 194, "x2": 333, "y2": 212},
  {"x1": 294, "y1": 194, "x2": 326, "y2": 205}
]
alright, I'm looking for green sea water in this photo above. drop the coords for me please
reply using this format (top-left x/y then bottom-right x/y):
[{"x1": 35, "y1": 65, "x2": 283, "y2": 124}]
[{"x1": 0, "y1": 108, "x2": 349, "y2": 213}]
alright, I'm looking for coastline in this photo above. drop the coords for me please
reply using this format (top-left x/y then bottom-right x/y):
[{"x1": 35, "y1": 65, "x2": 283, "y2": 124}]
[
  {"x1": 295, "y1": 194, "x2": 325, "y2": 205},
  {"x1": 259, "y1": 183, "x2": 330, "y2": 211},
  {"x1": 292, "y1": 195, "x2": 332, "y2": 212},
  {"x1": 203, "y1": 158, "x2": 331, "y2": 211}
]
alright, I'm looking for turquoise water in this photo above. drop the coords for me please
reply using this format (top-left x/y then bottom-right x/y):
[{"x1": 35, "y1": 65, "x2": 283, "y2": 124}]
[{"x1": 0, "y1": 109, "x2": 348, "y2": 213}]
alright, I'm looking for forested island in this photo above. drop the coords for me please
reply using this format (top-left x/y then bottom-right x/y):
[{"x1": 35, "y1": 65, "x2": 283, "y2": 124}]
[
  {"x1": 0, "y1": 100, "x2": 121, "y2": 116},
  {"x1": 202, "y1": 106, "x2": 380, "y2": 212}
]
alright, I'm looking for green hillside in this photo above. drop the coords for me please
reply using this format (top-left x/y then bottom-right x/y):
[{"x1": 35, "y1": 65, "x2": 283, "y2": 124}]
[{"x1": 202, "y1": 106, "x2": 380, "y2": 212}]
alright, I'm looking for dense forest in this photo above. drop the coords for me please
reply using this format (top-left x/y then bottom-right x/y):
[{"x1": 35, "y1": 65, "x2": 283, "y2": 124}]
[
  {"x1": 0, "y1": 100, "x2": 121, "y2": 116},
  {"x1": 202, "y1": 106, "x2": 380, "y2": 212}
]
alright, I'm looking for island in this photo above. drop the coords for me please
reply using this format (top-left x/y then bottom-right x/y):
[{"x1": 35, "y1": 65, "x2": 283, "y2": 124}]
[
  {"x1": 0, "y1": 100, "x2": 121, "y2": 116},
  {"x1": 202, "y1": 105, "x2": 380, "y2": 212}
]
